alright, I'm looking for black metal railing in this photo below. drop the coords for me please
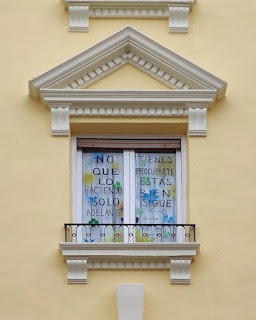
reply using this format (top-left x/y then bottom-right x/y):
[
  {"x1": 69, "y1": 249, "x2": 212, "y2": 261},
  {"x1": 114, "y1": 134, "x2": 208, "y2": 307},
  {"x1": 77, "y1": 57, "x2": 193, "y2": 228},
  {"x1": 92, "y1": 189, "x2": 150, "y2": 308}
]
[{"x1": 64, "y1": 223, "x2": 196, "y2": 243}]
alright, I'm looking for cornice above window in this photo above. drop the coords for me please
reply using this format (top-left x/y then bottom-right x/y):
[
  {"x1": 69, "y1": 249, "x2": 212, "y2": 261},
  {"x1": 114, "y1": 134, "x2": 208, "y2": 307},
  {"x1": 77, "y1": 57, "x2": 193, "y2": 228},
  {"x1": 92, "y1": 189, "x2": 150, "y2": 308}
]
[
  {"x1": 28, "y1": 26, "x2": 227, "y2": 137},
  {"x1": 41, "y1": 89, "x2": 216, "y2": 136},
  {"x1": 62, "y1": 0, "x2": 196, "y2": 33}
]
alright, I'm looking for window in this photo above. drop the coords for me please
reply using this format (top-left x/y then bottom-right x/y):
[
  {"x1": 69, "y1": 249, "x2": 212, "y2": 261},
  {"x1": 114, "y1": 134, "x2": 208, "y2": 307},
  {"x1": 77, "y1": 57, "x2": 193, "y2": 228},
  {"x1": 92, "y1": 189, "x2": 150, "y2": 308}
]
[
  {"x1": 60, "y1": 135, "x2": 200, "y2": 284},
  {"x1": 72, "y1": 136, "x2": 186, "y2": 243}
]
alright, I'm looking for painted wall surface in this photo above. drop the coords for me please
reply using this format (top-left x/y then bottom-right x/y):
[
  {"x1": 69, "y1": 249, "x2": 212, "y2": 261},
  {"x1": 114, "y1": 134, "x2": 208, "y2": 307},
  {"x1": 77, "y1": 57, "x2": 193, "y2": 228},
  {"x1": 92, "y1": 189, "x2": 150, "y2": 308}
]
[{"x1": 0, "y1": 0, "x2": 256, "y2": 319}]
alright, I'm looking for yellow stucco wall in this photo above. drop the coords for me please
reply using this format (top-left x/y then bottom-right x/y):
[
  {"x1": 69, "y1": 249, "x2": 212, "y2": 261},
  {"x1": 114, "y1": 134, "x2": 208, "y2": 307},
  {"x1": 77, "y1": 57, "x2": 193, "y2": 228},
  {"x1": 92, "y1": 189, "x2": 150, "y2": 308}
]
[{"x1": 1, "y1": 0, "x2": 256, "y2": 319}]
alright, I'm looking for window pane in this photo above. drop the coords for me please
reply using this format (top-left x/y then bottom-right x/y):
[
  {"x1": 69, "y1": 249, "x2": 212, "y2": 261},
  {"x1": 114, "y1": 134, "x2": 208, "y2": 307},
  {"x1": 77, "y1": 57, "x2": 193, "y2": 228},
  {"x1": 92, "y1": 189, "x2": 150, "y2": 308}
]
[
  {"x1": 135, "y1": 151, "x2": 176, "y2": 242},
  {"x1": 82, "y1": 150, "x2": 123, "y2": 242}
]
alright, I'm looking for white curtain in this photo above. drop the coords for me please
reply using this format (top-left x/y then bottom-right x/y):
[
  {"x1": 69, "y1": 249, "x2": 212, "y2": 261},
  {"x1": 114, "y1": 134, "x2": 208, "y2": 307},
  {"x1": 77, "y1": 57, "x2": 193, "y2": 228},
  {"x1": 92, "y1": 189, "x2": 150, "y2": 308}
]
[
  {"x1": 135, "y1": 151, "x2": 176, "y2": 242},
  {"x1": 82, "y1": 150, "x2": 123, "y2": 242}
]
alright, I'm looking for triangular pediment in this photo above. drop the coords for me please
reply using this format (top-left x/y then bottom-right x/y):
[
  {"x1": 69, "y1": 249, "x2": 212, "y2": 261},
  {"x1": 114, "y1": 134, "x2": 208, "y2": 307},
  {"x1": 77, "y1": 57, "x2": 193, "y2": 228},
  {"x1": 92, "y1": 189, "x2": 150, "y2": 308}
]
[
  {"x1": 29, "y1": 26, "x2": 226, "y2": 101},
  {"x1": 28, "y1": 26, "x2": 227, "y2": 137}
]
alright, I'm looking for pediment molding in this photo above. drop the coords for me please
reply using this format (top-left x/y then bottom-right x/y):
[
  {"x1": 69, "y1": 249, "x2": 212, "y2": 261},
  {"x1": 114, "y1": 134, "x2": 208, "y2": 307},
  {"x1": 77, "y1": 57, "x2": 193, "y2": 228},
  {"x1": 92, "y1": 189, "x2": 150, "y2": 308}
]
[
  {"x1": 29, "y1": 26, "x2": 226, "y2": 100},
  {"x1": 28, "y1": 26, "x2": 227, "y2": 137},
  {"x1": 62, "y1": 0, "x2": 196, "y2": 33}
]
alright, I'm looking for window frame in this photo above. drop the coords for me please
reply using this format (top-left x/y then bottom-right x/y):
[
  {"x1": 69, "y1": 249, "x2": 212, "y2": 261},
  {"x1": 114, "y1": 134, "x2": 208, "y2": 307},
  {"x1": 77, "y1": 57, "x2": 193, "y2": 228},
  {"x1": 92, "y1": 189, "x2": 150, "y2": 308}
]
[{"x1": 71, "y1": 134, "x2": 187, "y2": 241}]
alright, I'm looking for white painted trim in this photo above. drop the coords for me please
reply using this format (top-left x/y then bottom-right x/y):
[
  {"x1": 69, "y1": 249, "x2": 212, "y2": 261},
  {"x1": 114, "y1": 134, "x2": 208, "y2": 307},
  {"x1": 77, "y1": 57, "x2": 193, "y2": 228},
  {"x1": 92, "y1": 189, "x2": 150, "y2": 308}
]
[
  {"x1": 75, "y1": 149, "x2": 83, "y2": 223},
  {"x1": 66, "y1": 259, "x2": 88, "y2": 283},
  {"x1": 60, "y1": 242, "x2": 200, "y2": 284},
  {"x1": 189, "y1": 107, "x2": 207, "y2": 136},
  {"x1": 74, "y1": 134, "x2": 186, "y2": 138},
  {"x1": 129, "y1": 151, "x2": 136, "y2": 224},
  {"x1": 169, "y1": 4, "x2": 190, "y2": 33},
  {"x1": 180, "y1": 135, "x2": 187, "y2": 222},
  {"x1": 60, "y1": 242, "x2": 200, "y2": 256},
  {"x1": 129, "y1": 150, "x2": 136, "y2": 243},
  {"x1": 176, "y1": 149, "x2": 184, "y2": 242},
  {"x1": 87, "y1": 259, "x2": 170, "y2": 269},
  {"x1": 42, "y1": 89, "x2": 217, "y2": 104},
  {"x1": 69, "y1": 5, "x2": 89, "y2": 32},
  {"x1": 116, "y1": 284, "x2": 144, "y2": 320},
  {"x1": 42, "y1": 90, "x2": 215, "y2": 136},
  {"x1": 29, "y1": 27, "x2": 227, "y2": 100},
  {"x1": 176, "y1": 149, "x2": 182, "y2": 222},
  {"x1": 123, "y1": 150, "x2": 130, "y2": 243},
  {"x1": 71, "y1": 135, "x2": 78, "y2": 223},
  {"x1": 170, "y1": 259, "x2": 191, "y2": 284},
  {"x1": 28, "y1": 27, "x2": 226, "y2": 137},
  {"x1": 51, "y1": 106, "x2": 70, "y2": 136},
  {"x1": 75, "y1": 149, "x2": 83, "y2": 242},
  {"x1": 62, "y1": 1, "x2": 195, "y2": 33}
]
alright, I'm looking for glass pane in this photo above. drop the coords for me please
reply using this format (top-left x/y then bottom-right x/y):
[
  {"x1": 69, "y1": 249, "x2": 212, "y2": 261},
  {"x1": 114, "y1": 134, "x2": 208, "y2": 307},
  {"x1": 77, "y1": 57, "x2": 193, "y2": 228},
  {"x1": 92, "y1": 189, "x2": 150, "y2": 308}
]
[
  {"x1": 82, "y1": 150, "x2": 124, "y2": 242},
  {"x1": 135, "y1": 151, "x2": 176, "y2": 242}
]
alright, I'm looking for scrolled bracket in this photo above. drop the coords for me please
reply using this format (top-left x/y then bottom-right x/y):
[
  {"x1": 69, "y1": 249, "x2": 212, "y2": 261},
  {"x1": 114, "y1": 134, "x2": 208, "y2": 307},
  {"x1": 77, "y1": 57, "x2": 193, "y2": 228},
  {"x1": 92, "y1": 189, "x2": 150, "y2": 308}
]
[
  {"x1": 69, "y1": 5, "x2": 90, "y2": 32},
  {"x1": 188, "y1": 107, "x2": 207, "y2": 136},
  {"x1": 66, "y1": 259, "x2": 88, "y2": 284},
  {"x1": 50, "y1": 105, "x2": 70, "y2": 136},
  {"x1": 170, "y1": 259, "x2": 192, "y2": 284},
  {"x1": 168, "y1": 4, "x2": 190, "y2": 33}
]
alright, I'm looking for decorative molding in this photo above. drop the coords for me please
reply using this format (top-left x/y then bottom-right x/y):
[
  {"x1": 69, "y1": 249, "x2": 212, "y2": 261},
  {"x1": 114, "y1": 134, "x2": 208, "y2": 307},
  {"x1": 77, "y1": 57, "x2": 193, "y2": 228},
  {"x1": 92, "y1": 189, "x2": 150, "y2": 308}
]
[
  {"x1": 43, "y1": 89, "x2": 213, "y2": 135},
  {"x1": 87, "y1": 259, "x2": 171, "y2": 269},
  {"x1": 170, "y1": 259, "x2": 191, "y2": 284},
  {"x1": 29, "y1": 27, "x2": 227, "y2": 100},
  {"x1": 188, "y1": 107, "x2": 207, "y2": 136},
  {"x1": 62, "y1": 1, "x2": 196, "y2": 33},
  {"x1": 169, "y1": 4, "x2": 190, "y2": 33},
  {"x1": 69, "y1": 106, "x2": 189, "y2": 117},
  {"x1": 42, "y1": 89, "x2": 216, "y2": 106},
  {"x1": 59, "y1": 242, "x2": 200, "y2": 284},
  {"x1": 28, "y1": 26, "x2": 227, "y2": 137},
  {"x1": 61, "y1": 51, "x2": 195, "y2": 91},
  {"x1": 90, "y1": 7, "x2": 169, "y2": 18},
  {"x1": 51, "y1": 106, "x2": 70, "y2": 136},
  {"x1": 69, "y1": 5, "x2": 89, "y2": 32},
  {"x1": 116, "y1": 284, "x2": 144, "y2": 320},
  {"x1": 67, "y1": 259, "x2": 88, "y2": 283}
]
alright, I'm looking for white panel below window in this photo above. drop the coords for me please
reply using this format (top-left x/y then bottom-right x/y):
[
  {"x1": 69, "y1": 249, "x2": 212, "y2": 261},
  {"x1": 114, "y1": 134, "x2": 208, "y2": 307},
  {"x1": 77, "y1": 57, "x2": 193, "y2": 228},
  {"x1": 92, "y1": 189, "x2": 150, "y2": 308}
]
[{"x1": 116, "y1": 284, "x2": 144, "y2": 320}]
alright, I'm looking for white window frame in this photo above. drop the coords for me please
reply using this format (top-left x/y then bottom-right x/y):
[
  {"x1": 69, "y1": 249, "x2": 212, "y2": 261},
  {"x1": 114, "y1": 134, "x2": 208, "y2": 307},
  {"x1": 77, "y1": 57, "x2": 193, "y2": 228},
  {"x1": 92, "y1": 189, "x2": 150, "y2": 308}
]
[
  {"x1": 59, "y1": 133, "x2": 201, "y2": 285},
  {"x1": 71, "y1": 134, "x2": 187, "y2": 242}
]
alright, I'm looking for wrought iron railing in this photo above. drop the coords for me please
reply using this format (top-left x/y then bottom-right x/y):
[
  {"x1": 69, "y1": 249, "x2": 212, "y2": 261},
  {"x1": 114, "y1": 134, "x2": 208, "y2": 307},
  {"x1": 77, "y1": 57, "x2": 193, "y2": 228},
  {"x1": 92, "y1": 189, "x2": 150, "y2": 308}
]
[{"x1": 64, "y1": 223, "x2": 196, "y2": 243}]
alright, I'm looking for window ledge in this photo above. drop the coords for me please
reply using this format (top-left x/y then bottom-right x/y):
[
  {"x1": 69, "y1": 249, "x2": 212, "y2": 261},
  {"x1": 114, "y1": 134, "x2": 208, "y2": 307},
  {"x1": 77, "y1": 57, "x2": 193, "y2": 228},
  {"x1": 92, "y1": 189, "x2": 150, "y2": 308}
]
[{"x1": 59, "y1": 242, "x2": 200, "y2": 284}]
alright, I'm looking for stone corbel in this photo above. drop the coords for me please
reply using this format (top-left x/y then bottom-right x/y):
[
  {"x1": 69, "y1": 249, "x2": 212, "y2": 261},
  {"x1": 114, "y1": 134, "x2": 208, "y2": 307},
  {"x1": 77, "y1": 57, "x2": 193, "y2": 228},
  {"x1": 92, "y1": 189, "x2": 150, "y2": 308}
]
[
  {"x1": 66, "y1": 259, "x2": 88, "y2": 283},
  {"x1": 51, "y1": 105, "x2": 70, "y2": 136},
  {"x1": 188, "y1": 107, "x2": 207, "y2": 136},
  {"x1": 69, "y1": 4, "x2": 90, "y2": 32},
  {"x1": 168, "y1": 4, "x2": 190, "y2": 33},
  {"x1": 170, "y1": 259, "x2": 191, "y2": 284}
]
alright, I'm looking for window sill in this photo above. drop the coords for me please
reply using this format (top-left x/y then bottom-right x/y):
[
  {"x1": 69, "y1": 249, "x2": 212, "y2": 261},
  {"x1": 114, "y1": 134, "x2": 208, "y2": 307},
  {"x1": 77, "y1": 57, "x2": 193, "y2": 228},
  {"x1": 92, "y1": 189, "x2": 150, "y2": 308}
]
[{"x1": 59, "y1": 242, "x2": 200, "y2": 284}]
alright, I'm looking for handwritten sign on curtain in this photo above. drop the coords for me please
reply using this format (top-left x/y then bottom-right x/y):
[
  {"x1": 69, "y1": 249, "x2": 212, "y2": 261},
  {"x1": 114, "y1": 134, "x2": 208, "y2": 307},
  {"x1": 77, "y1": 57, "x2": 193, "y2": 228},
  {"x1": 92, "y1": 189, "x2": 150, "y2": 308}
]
[
  {"x1": 82, "y1": 150, "x2": 123, "y2": 242},
  {"x1": 135, "y1": 152, "x2": 176, "y2": 242}
]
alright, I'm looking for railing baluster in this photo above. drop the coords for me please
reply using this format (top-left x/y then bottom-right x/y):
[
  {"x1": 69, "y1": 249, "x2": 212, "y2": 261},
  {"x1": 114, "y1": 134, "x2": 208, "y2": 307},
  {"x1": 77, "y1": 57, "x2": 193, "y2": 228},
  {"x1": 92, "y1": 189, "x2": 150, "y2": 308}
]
[{"x1": 64, "y1": 223, "x2": 196, "y2": 244}]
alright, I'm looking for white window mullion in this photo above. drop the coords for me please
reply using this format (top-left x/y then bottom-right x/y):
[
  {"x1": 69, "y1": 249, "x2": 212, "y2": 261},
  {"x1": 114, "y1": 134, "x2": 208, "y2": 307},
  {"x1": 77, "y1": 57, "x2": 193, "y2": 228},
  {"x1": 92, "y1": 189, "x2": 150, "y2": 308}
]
[
  {"x1": 123, "y1": 150, "x2": 130, "y2": 243},
  {"x1": 129, "y1": 151, "x2": 136, "y2": 224},
  {"x1": 129, "y1": 150, "x2": 136, "y2": 243}
]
